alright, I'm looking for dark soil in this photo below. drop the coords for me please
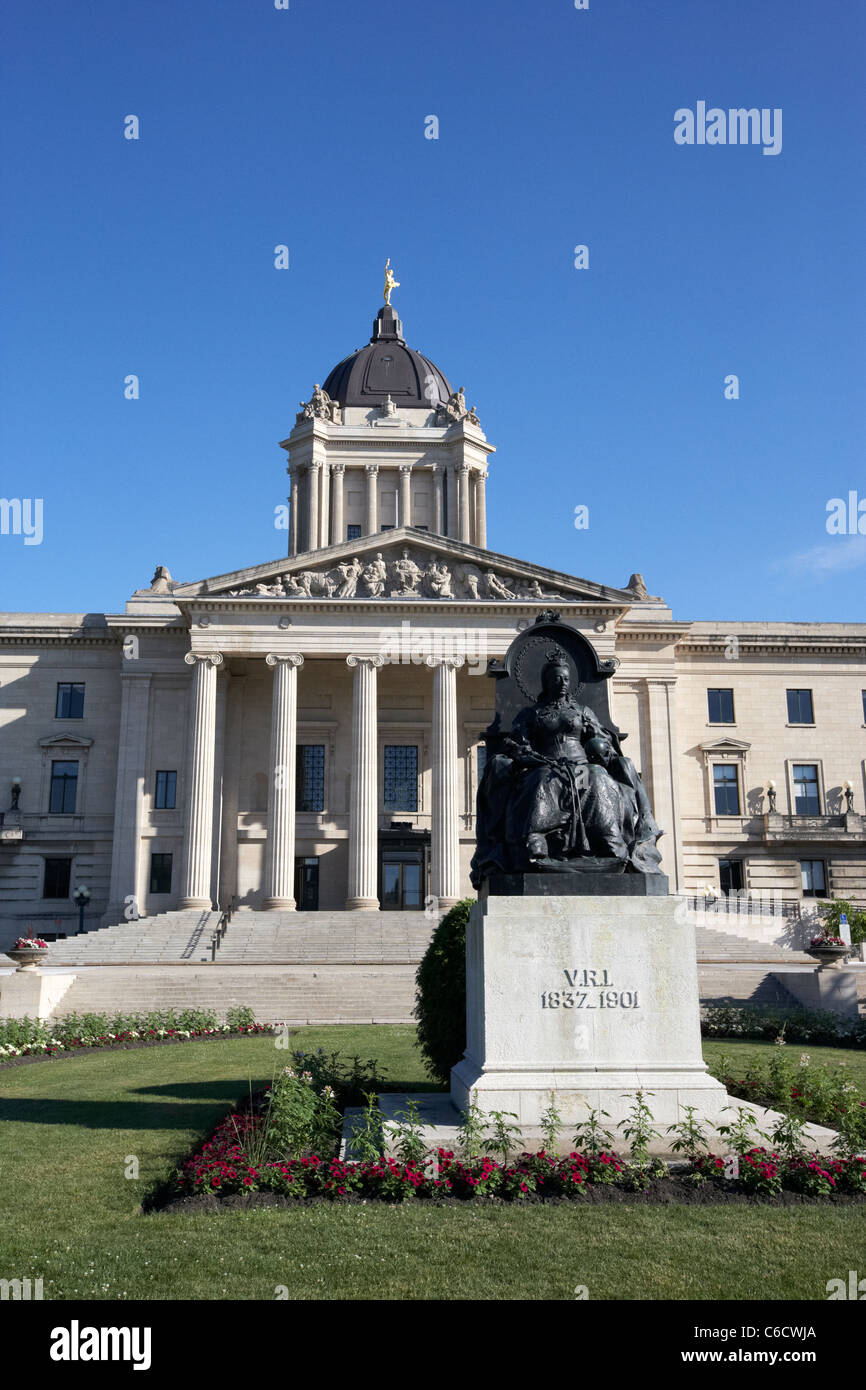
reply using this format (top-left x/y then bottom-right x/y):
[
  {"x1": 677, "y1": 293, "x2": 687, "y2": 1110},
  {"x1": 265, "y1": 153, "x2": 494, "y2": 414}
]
[{"x1": 153, "y1": 1176, "x2": 866, "y2": 1215}]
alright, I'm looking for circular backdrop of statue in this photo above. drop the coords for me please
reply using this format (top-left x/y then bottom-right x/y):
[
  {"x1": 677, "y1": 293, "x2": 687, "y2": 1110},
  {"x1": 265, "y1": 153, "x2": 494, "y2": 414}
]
[{"x1": 486, "y1": 613, "x2": 622, "y2": 745}]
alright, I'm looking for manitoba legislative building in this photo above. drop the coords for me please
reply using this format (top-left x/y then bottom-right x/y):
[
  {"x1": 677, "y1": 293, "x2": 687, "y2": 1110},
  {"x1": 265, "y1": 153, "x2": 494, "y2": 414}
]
[{"x1": 1, "y1": 291, "x2": 864, "y2": 947}]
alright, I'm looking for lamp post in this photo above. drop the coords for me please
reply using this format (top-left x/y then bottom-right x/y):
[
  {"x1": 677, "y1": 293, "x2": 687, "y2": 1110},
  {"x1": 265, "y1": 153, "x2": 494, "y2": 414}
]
[
  {"x1": 842, "y1": 780, "x2": 854, "y2": 814},
  {"x1": 10, "y1": 776, "x2": 21, "y2": 810},
  {"x1": 766, "y1": 780, "x2": 777, "y2": 813},
  {"x1": 73, "y1": 885, "x2": 91, "y2": 936}
]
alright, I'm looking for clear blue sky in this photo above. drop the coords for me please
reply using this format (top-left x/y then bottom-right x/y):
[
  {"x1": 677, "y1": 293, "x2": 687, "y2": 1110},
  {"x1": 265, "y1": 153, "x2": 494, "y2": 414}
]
[{"x1": 1, "y1": 0, "x2": 863, "y2": 620}]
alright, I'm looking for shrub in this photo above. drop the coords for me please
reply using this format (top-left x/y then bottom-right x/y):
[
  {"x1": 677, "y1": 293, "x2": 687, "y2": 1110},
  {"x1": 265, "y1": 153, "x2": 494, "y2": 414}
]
[
  {"x1": 413, "y1": 898, "x2": 472, "y2": 1084},
  {"x1": 702, "y1": 1004, "x2": 866, "y2": 1048},
  {"x1": 819, "y1": 899, "x2": 866, "y2": 945}
]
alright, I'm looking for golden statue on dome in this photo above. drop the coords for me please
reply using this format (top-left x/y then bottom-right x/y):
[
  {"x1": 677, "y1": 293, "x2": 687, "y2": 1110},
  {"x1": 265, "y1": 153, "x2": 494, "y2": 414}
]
[{"x1": 383, "y1": 258, "x2": 400, "y2": 305}]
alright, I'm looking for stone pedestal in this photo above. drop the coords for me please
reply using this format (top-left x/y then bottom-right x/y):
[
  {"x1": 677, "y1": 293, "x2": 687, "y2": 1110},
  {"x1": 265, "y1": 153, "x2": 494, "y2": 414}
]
[
  {"x1": 0, "y1": 969, "x2": 77, "y2": 1019},
  {"x1": 451, "y1": 894, "x2": 727, "y2": 1132}
]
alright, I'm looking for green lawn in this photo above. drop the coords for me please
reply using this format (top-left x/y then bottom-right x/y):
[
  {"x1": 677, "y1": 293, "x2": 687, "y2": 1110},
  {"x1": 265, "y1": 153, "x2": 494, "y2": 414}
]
[{"x1": 1, "y1": 1027, "x2": 863, "y2": 1301}]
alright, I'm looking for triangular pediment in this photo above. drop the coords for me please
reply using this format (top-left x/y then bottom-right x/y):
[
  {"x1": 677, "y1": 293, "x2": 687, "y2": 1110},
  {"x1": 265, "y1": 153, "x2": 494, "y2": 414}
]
[
  {"x1": 700, "y1": 737, "x2": 751, "y2": 754},
  {"x1": 169, "y1": 528, "x2": 638, "y2": 607}
]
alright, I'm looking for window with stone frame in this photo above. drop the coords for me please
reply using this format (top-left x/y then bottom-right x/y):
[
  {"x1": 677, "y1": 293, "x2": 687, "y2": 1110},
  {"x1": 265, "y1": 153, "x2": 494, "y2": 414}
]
[
  {"x1": 296, "y1": 744, "x2": 325, "y2": 813},
  {"x1": 49, "y1": 760, "x2": 78, "y2": 813},
  {"x1": 800, "y1": 859, "x2": 826, "y2": 897},
  {"x1": 150, "y1": 853, "x2": 173, "y2": 895},
  {"x1": 55, "y1": 682, "x2": 85, "y2": 718},
  {"x1": 43, "y1": 857, "x2": 72, "y2": 899},
  {"x1": 155, "y1": 770, "x2": 177, "y2": 809},
  {"x1": 347, "y1": 524, "x2": 362, "y2": 541},
  {"x1": 707, "y1": 688, "x2": 735, "y2": 724},
  {"x1": 787, "y1": 689, "x2": 814, "y2": 724},
  {"x1": 718, "y1": 858, "x2": 744, "y2": 894},
  {"x1": 712, "y1": 764, "x2": 740, "y2": 815},
  {"x1": 793, "y1": 764, "x2": 821, "y2": 815},
  {"x1": 384, "y1": 745, "x2": 419, "y2": 812}
]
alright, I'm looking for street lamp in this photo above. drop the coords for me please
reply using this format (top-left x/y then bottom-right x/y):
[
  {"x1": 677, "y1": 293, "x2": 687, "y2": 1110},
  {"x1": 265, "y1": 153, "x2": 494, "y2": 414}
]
[
  {"x1": 10, "y1": 776, "x2": 21, "y2": 810},
  {"x1": 842, "y1": 780, "x2": 854, "y2": 814},
  {"x1": 73, "y1": 884, "x2": 91, "y2": 936}
]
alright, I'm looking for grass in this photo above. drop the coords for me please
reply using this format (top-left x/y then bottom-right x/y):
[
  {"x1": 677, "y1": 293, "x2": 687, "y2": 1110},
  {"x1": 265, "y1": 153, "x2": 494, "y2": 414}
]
[{"x1": 1, "y1": 1026, "x2": 864, "y2": 1301}]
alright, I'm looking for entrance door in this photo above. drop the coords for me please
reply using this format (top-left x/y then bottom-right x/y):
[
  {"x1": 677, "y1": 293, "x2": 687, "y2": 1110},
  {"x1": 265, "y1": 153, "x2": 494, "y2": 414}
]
[
  {"x1": 380, "y1": 850, "x2": 424, "y2": 910},
  {"x1": 294, "y1": 857, "x2": 319, "y2": 910}
]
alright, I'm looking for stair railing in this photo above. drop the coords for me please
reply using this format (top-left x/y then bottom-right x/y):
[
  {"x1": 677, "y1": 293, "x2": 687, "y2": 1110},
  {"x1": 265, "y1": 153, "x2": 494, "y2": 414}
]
[{"x1": 210, "y1": 896, "x2": 236, "y2": 961}]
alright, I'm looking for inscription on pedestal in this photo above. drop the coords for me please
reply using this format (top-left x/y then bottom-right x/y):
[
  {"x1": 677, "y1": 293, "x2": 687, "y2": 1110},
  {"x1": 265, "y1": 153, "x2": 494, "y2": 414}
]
[{"x1": 540, "y1": 966, "x2": 641, "y2": 1011}]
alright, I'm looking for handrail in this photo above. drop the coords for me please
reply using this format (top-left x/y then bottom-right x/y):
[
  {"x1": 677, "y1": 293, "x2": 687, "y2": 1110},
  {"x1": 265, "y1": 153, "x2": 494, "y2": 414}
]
[{"x1": 210, "y1": 896, "x2": 236, "y2": 960}]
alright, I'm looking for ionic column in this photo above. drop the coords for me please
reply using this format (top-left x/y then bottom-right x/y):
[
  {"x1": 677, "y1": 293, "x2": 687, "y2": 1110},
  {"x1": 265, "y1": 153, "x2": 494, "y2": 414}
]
[
  {"x1": 447, "y1": 464, "x2": 459, "y2": 537},
  {"x1": 179, "y1": 652, "x2": 223, "y2": 909},
  {"x1": 318, "y1": 460, "x2": 330, "y2": 549},
  {"x1": 288, "y1": 468, "x2": 299, "y2": 557},
  {"x1": 458, "y1": 464, "x2": 471, "y2": 543},
  {"x1": 475, "y1": 469, "x2": 488, "y2": 549},
  {"x1": 330, "y1": 463, "x2": 345, "y2": 545},
  {"x1": 399, "y1": 464, "x2": 412, "y2": 528},
  {"x1": 262, "y1": 653, "x2": 304, "y2": 910},
  {"x1": 104, "y1": 670, "x2": 152, "y2": 925},
  {"x1": 345, "y1": 654, "x2": 383, "y2": 909},
  {"x1": 427, "y1": 656, "x2": 464, "y2": 909},
  {"x1": 431, "y1": 463, "x2": 444, "y2": 535},
  {"x1": 365, "y1": 464, "x2": 379, "y2": 535},
  {"x1": 307, "y1": 461, "x2": 321, "y2": 552}
]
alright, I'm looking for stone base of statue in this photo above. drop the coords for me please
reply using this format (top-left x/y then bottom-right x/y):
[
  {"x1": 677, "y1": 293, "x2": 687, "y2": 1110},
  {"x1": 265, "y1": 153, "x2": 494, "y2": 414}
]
[{"x1": 450, "y1": 893, "x2": 728, "y2": 1140}]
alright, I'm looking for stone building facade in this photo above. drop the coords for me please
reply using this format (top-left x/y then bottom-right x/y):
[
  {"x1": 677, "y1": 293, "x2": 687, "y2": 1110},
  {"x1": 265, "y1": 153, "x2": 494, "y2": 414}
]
[{"x1": 1, "y1": 299, "x2": 864, "y2": 939}]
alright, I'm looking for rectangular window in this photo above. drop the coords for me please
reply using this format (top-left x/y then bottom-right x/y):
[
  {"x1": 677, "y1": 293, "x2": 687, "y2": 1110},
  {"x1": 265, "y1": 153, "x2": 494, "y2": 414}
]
[
  {"x1": 384, "y1": 745, "x2": 418, "y2": 812},
  {"x1": 154, "y1": 770, "x2": 177, "y2": 809},
  {"x1": 713, "y1": 765, "x2": 740, "y2": 815},
  {"x1": 55, "y1": 682, "x2": 85, "y2": 718},
  {"x1": 150, "y1": 853, "x2": 173, "y2": 895},
  {"x1": 801, "y1": 860, "x2": 826, "y2": 897},
  {"x1": 49, "y1": 760, "x2": 78, "y2": 813},
  {"x1": 347, "y1": 524, "x2": 361, "y2": 541},
  {"x1": 296, "y1": 745, "x2": 325, "y2": 813},
  {"x1": 718, "y1": 859, "x2": 744, "y2": 894},
  {"x1": 381, "y1": 524, "x2": 394, "y2": 531},
  {"x1": 793, "y1": 764, "x2": 820, "y2": 815},
  {"x1": 787, "y1": 689, "x2": 814, "y2": 724},
  {"x1": 43, "y1": 857, "x2": 72, "y2": 898},
  {"x1": 707, "y1": 688, "x2": 735, "y2": 724}
]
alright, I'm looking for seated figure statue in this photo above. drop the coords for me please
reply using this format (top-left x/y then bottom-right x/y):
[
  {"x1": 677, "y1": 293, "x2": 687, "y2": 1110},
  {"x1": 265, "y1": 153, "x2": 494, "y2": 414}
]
[{"x1": 470, "y1": 651, "x2": 662, "y2": 886}]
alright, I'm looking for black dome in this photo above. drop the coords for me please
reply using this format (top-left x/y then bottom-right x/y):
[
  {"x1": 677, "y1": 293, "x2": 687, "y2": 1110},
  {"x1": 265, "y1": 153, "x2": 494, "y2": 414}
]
[{"x1": 322, "y1": 305, "x2": 451, "y2": 409}]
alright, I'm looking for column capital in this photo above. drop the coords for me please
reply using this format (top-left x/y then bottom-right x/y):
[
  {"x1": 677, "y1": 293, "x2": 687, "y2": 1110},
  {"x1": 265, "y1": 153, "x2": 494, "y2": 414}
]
[
  {"x1": 399, "y1": 463, "x2": 413, "y2": 475},
  {"x1": 265, "y1": 652, "x2": 304, "y2": 669},
  {"x1": 332, "y1": 462, "x2": 346, "y2": 475},
  {"x1": 308, "y1": 458, "x2": 322, "y2": 474},
  {"x1": 456, "y1": 462, "x2": 470, "y2": 475},
  {"x1": 347, "y1": 653, "x2": 385, "y2": 669},
  {"x1": 365, "y1": 462, "x2": 380, "y2": 475},
  {"x1": 184, "y1": 652, "x2": 223, "y2": 668},
  {"x1": 424, "y1": 655, "x2": 465, "y2": 670}
]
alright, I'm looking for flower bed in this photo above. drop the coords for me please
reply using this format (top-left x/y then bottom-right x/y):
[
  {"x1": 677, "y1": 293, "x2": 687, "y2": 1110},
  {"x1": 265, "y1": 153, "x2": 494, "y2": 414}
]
[
  {"x1": 0, "y1": 1021, "x2": 276, "y2": 1062},
  {"x1": 157, "y1": 1108, "x2": 866, "y2": 1210},
  {"x1": 0, "y1": 1006, "x2": 277, "y2": 1063}
]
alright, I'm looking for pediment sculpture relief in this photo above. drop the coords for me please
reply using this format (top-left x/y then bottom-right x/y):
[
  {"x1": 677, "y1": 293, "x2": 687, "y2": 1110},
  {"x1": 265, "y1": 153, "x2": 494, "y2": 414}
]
[{"x1": 221, "y1": 547, "x2": 571, "y2": 603}]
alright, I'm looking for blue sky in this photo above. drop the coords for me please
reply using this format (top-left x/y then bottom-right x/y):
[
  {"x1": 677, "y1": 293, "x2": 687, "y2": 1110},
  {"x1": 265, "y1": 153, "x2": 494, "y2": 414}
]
[{"x1": 1, "y1": 0, "x2": 863, "y2": 620}]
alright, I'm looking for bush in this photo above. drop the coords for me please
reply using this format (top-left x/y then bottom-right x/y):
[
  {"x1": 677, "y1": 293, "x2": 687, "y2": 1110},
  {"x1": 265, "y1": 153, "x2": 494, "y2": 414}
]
[
  {"x1": 413, "y1": 898, "x2": 472, "y2": 1084},
  {"x1": 702, "y1": 1004, "x2": 866, "y2": 1048},
  {"x1": 819, "y1": 899, "x2": 866, "y2": 945}
]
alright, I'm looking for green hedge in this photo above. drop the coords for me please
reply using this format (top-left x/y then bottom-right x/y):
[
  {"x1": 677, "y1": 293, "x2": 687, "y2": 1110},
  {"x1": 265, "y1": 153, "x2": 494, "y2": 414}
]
[{"x1": 413, "y1": 899, "x2": 471, "y2": 1084}]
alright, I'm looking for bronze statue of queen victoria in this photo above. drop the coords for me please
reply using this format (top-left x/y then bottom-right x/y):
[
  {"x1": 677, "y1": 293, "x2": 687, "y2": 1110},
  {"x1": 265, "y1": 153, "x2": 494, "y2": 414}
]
[{"x1": 470, "y1": 637, "x2": 664, "y2": 888}]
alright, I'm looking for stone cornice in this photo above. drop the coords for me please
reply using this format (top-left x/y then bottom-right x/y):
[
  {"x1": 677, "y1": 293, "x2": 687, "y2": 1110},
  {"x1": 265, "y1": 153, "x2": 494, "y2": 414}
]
[{"x1": 680, "y1": 634, "x2": 866, "y2": 657}]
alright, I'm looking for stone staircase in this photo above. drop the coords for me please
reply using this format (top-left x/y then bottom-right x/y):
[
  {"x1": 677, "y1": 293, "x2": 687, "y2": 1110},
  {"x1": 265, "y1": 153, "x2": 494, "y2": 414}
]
[
  {"x1": 35, "y1": 909, "x2": 436, "y2": 967},
  {"x1": 43, "y1": 909, "x2": 220, "y2": 965},
  {"x1": 693, "y1": 922, "x2": 815, "y2": 965}
]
